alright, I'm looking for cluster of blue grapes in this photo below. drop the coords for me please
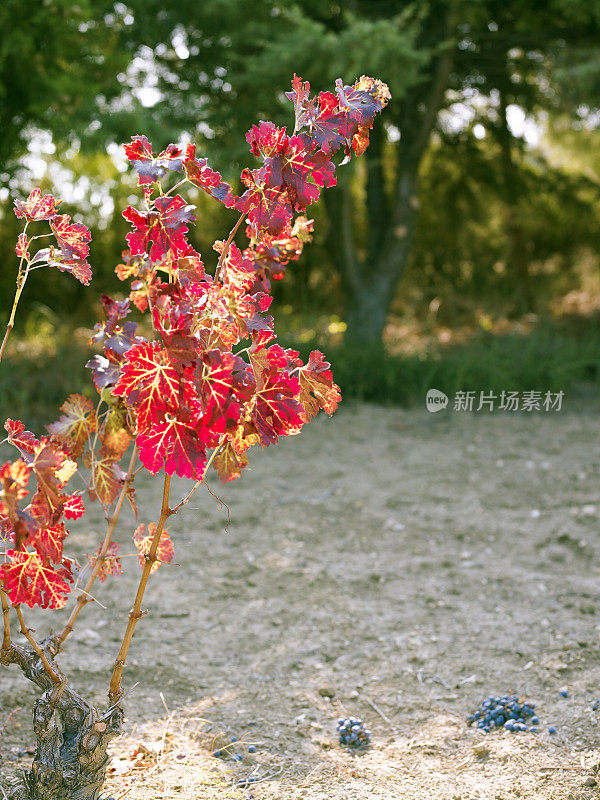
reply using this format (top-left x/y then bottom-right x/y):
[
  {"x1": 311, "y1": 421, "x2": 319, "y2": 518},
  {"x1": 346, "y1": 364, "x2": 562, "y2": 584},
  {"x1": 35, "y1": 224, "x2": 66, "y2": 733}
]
[
  {"x1": 467, "y1": 695, "x2": 539, "y2": 733},
  {"x1": 336, "y1": 717, "x2": 371, "y2": 747}
]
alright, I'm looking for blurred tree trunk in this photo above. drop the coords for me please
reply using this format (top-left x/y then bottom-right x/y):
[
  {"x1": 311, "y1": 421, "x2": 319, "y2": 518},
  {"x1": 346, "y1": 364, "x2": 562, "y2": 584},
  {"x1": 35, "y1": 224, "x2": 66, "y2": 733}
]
[
  {"x1": 326, "y1": 6, "x2": 457, "y2": 344},
  {"x1": 498, "y1": 84, "x2": 536, "y2": 314}
]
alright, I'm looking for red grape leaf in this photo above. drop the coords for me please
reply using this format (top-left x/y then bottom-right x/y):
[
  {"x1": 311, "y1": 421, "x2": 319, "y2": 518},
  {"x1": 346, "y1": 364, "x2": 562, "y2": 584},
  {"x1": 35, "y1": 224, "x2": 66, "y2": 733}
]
[
  {"x1": 113, "y1": 341, "x2": 189, "y2": 431},
  {"x1": 47, "y1": 394, "x2": 97, "y2": 458},
  {"x1": 295, "y1": 350, "x2": 341, "y2": 421},
  {"x1": 235, "y1": 168, "x2": 293, "y2": 235},
  {"x1": 0, "y1": 460, "x2": 31, "y2": 505},
  {"x1": 136, "y1": 408, "x2": 208, "y2": 480},
  {"x1": 306, "y1": 91, "x2": 350, "y2": 153},
  {"x1": 86, "y1": 354, "x2": 121, "y2": 391},
  {"x1": 30, "y1": 522, "x2": 66, "y2": 564},
  {"x1": 250, "y1": 370, "x2": 304, "y2": 446},
  {"x1": 50, "y1": 215, "x2": 91, "y2": 259},
  {"x1": 335, "y1": 79, "x2": 383, "y2": 125},
  {"x1": 123, "y1": 135, "x2": 184, "y2": 185},
  {"x1": 87, "y1": 541, "x2": 122, "y2": 582},
  {"x1": 4, "y1": 419, "x2": 39, "y2": 456},
  {"x1": 194, "y1": 350, "x2": 242, "y2": 430},
  {"x1": 183, "y1": 144, "x2": 236, "y2": 207},
  {"x1": 13, "y1": 189, "x2": 61, "y2": 221},
  {"x1": 133, "y1": 523, "x2": 174, "y2": 574},
  {"x1": 63, "y1": 494, "x2": 85, "y2": 520},
  {"x1": 284, "y1": 74, "x2": 312, "y2": 130},
  {"x1": 93, "y1": 457, "x2": 120, "y2": 505},
  {"x1": 213, "y1": 442, "x2": 249, "y2": 483},
  {"x1": 30, "y1": 440, "x2": 77, "y2": 528},
  {"x1": 100, "y1": 418, "x2": 132, "y2": 460},
  {"x1": 123, "y1": 196, "x2": 196, "y2": 261},
  {"x1": 47, "y1": 249, "x2": 93, "y2": 286},
  {"x1": 15, "y1": 233, "x2": 29, "y2": 259},
  {"x1": 0, "y1": 550, "x2": 74, "y2": 609},
  {"x1": 248, "y1": 125, "x2": 327, "y2": 210},
  {"x1": 0, "y1": 460, "x2": 34, "y2": 550}
]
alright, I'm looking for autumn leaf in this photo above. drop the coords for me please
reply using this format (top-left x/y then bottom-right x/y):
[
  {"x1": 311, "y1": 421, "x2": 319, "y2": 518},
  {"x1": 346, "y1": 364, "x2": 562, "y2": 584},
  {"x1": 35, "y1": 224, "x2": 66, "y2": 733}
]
[
  {"x1": 113, "y1": 341, "x2": 191, "y2": 431},
  {"x1": 46, "y1": 248, "x2": 93, "y2": 285},
  {"x1": 284, "y1": 74, "x2": 312, "y2": 130},
  {"x1": 30, "y1": 439, "x2": 77, "y2": 528},
  {"x1": 4, "y1": 419, "x2": 39, "y2": 456},
  {"x1": 86, "y1": 353, "x2": 121, "y2": 391},
  {"x1": 63, "y1": 494, "x2": 85, "y2": 520},
  {"x1": 50, "y1": 215, "x2": 91, "y2": 259},
  {"x1": 195, "y1": 350, "x2": 241, "y2": 427},
  {"x1": 123, "y1": 135, "x2": 184, "y2": 185},
  {"x1": 305, "y1": 91, "x2": 350, "y2": 153},
  {"x1": 93, "y1": 457, "x2": 120, "y2": 505},
  {"x1": 87, "y1": 541, "x2": 122, "y2": 582},
  {"x1": 136, "y1": 407, "x2": 208, "y2": 480},
  {"x1": 133, "y1": 523, "x2": 174, "y2": 574},
  {"x1": 47, "y1": 394, "x2": 97, "y2": 458},
  {"x1": 13, "y1": 188, "x2": 61, "y2": 221},
  {"x1": 123, "y1": 196, "x2": 196, "y2": 261},
  {"x1": 250, "y1": 371, "x2": 304, "y2": 446},
  {"x1": 235, "y1": 168, "x2": 293, "y2": 236},
  {"x1": 101, "y1": 425, "x2": 132, "y2": 461},
  {"x1": 296, "y1": 350, "x2": 341, "y2": 421},
  {"x1": 213, "y1": 442, "x2": 249, "y2": 483},
  {"x1": 183, "y1": 144, "x2": 236, "y2": 207},
  {"x1": 0, "y1": 550, "x2": 74, "y2": 609},
  {"x1": 0, "y1": 460, "x2": 34, "y2": 549},
  {"x1": 30, "y1": 522, "x2": 66, "y2": 564},
  {"x1": 335, "y1": 79, "x2": 385, "y2": 125},
  {"x1": 15, "y1": 233, "x2": 29, "y2": 259}
]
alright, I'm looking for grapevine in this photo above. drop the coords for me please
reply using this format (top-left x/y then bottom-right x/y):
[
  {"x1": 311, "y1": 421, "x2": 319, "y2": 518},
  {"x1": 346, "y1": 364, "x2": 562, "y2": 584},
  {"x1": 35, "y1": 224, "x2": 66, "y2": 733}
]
[{"x1": 0, "y1": 73, "x2": 390, "y2": 800}]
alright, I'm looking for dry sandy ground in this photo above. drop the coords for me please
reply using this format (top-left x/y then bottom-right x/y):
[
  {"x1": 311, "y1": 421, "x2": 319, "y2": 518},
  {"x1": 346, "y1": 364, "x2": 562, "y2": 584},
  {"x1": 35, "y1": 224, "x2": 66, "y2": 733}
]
[{"x1": 2, "y1": 399, "x2": 600, "y2": 799}]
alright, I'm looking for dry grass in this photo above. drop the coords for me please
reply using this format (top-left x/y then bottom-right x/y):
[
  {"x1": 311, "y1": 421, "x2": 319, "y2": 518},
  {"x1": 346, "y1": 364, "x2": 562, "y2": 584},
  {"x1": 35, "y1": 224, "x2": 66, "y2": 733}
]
[{"x1": 102, "y1": 707, "x2": 600, "y2": 800}]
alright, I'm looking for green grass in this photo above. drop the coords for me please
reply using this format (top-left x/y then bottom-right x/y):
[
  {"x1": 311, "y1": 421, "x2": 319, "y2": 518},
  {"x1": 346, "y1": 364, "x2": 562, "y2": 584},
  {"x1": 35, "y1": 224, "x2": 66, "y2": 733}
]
[
  {"x1": 0, "y1": 336, "x2": 91, "y2": 430},
  {"x1": 283, "y1": 315, "x2": 600, "y2": 406}
]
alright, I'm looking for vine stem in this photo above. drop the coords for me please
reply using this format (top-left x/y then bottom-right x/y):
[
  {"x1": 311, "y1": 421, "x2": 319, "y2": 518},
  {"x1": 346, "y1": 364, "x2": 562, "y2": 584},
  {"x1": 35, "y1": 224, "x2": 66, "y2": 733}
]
[
  {"x1": 168, "y1": 444, "x2": 223, "y2": 515},
  {"x1": 108, "y1": 473, "x2": 172, "y2": 704},
  {"x1": 1, "y1": 587, "x2": 11, "y2": 652},
  {"x1": 57, "y1": 445, "x2": 138, "y2": 646},
  {"x1": 0, "y1": 223, "x2": 30, "y2": 365},
  {"x1": 214, "y1": 211, "x2": 246, "y2": 281},
  {"x1": 14, "y1": 605, "x2": 61, "y2": 684}
]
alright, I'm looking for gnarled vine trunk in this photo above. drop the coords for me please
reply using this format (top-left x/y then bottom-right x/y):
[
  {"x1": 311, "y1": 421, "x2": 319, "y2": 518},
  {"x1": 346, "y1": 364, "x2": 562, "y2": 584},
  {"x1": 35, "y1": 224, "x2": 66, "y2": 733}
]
[{"x1": 1, "y1": 640, "x2": 122, "y2": 800}]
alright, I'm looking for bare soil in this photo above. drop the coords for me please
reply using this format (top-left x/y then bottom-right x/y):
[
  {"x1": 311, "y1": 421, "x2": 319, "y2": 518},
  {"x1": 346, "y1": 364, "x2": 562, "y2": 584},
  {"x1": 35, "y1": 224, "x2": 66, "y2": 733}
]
[{"x1": 2, "y1": 400, "x2": 600, "y2": 799}]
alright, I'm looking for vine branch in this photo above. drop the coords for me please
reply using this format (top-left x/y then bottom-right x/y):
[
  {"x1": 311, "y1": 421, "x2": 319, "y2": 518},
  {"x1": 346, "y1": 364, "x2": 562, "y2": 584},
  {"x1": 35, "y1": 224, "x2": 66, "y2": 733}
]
[
  {"x1": 0, "y1": 222, "x2": 29, "y2": 365},
  {"x1": 1, "y1": 587, "x2": 11, "y2": 652},
  {"x1": 215, "y1": 211, "x2": 246, "y2": 280},
  {"x1": 108, "y1": 473, "x2": 172, "y2": 704},
  {"x1": 14, "y1": 605, "x2": 61, "y2": 683},
  {"x1": 57, "y1": 444, "x2": 138, "y2": 646}
]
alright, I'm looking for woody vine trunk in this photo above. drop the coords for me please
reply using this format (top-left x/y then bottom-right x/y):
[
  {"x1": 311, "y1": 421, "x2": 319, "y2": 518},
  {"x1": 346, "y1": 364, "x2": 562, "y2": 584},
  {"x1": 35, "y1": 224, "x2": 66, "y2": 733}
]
[{"x1": 1, "y1": 638, "x2": 122, "y2": 800}]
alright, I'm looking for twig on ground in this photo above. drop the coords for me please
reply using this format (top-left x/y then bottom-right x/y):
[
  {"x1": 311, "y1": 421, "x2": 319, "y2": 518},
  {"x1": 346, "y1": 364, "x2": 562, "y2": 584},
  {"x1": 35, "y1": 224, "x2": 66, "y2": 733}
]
[{"x1": 364, "y1": 695, "x2": 394, "y2": 726}]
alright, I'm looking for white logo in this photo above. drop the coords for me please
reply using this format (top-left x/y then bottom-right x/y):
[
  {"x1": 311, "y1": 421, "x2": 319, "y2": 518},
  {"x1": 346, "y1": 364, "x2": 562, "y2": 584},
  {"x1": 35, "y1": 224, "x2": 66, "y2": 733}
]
[{"x1": 426, "y1": 389, "x2": 449, "y2": 412}]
